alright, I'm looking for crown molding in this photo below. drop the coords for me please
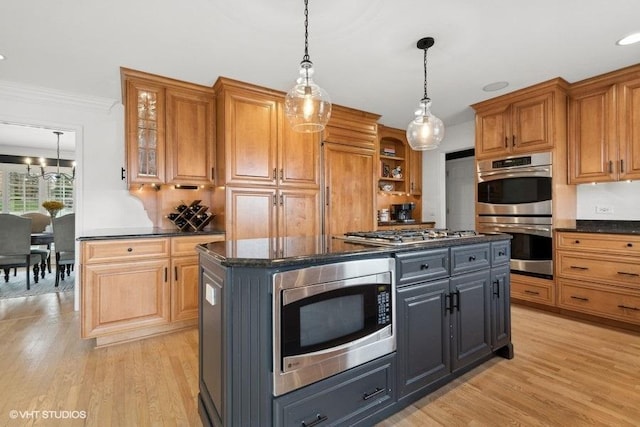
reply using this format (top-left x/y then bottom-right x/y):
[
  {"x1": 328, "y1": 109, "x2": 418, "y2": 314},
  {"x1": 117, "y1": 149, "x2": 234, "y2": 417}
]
[{"x1": 0, "y1": 80, "x2": 118, "y2": 114}]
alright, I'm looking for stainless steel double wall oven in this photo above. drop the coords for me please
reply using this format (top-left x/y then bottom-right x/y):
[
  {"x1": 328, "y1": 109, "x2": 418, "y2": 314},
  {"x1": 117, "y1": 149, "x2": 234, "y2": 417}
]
[{"x1": 476, "y1": 152, "x2": 553, "y2": 278}]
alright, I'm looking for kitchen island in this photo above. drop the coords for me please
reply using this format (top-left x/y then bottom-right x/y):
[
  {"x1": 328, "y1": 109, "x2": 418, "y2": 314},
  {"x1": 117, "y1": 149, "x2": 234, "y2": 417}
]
[{"x1": 197, "y1": 233, "x2": 513, "y2": 427}]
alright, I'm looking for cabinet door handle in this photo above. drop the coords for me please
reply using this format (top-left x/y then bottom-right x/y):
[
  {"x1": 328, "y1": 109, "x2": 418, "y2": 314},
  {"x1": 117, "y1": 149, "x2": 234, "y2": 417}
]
[
  {"x1": 164, "y1": 267, "x2": 168, "y2": 283},
  {"x1": 608, "y1": 160, "x2": 613, "y2": 173},
  {"x1": 280, "y1": 194, "x2": 284, "y2": 206},
  {"x1": 524, "y1": 289, "x2": 540, "y2": 295},
  {"x1": 363, "y1": 387, "x2": 385, "y2": 401},
  {"x1": 273, "y1": 195, "x2": 277, "y2": 206},
  {"x1": 325, "y1": 187, "x2": 330, "y2": 206},
  {"x1": 617, "y1": 271, "x2": 639, "y2": 277},
  {"x1": 512, "y1": 135, "x2": 516, "y2": 147},
  {"x1": 211, "y1": 167, "x2": 215, "y2": 181},
  {"x1": 570, "y1": 295, "x2": 589, "y2": 302},
  {"x1": 121, "y1": 167, "x2": 126, "y2": 181},
  {"x1": 504, "y1": 136, "x2": 508, "y2": 148},
  {"x1": 452, "y1": 290, "x2": 460, "y2": 311},
  {"x1": 174, "y1": 266, "x2": 178, "y2": 281},
  {"x1": 493, "y1": 279, "x2": 500, "y2": 298},
  {"x1": 301, "y1": 414, "x2": 328, "y2": 427},
  {"x1": 617, "y1": 304, "x2": 640, "y2": 311},
  {"x1": 273, "y1": 168, "x2": 277, "y2": 180},
  {"x1": 445, "y1": 293, "x2": 452, "y2": 314},
  {"x1": 280, "y1": 168, "x2": 284, "y2": 180},
  {"x1": 570, "y1": 265, "x2": 588, "y2": 271},
  {"x1": 620, "y1": 159, "x2": 624, "y2": 173}
]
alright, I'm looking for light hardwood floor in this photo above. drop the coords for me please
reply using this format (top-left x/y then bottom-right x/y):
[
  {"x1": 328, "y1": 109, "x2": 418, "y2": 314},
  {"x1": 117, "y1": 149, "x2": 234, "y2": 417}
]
[{"x1": 1, "y1": 293, "x2": 639, "y2": 426}]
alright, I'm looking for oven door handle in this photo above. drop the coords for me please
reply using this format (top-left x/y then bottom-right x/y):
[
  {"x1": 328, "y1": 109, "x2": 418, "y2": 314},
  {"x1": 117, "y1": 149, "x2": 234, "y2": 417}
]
[
  {"x1": 482, "y1": 223, "x2": 552, "y2": 237},
  {"x1": 478, "y1": 168, "x2": 551, "y2": 181}
]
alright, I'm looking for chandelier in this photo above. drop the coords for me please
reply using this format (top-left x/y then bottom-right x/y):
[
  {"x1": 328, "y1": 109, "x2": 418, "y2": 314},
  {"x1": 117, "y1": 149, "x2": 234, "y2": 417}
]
[
  {"x1": 406, "y1": 37, "x2": 445, "y2": 150},
  {"x1": 25, "y1": 131, "x2": 75, "y2": 181},
  {"x1": 284, "y1": 0, "x2": 332, "y2": 133}
]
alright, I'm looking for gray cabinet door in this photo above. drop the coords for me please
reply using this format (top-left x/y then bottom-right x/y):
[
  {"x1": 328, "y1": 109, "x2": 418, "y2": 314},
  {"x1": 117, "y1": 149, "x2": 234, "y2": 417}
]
[
  {"x1": 491, "y1": 264, "x2": 511, "y2": 349},
  {"x1": 450, "y1": 269, "x2": 492, "y2": 372},
  {"x1": 396, "y1": 278, "x2": 451, "y2": 401}
]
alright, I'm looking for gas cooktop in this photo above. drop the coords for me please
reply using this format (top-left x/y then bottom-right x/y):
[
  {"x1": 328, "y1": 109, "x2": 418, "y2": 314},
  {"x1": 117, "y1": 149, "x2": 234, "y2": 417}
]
[{"x1": 337, "y1": 229, "x2": 481, "y2": 247}]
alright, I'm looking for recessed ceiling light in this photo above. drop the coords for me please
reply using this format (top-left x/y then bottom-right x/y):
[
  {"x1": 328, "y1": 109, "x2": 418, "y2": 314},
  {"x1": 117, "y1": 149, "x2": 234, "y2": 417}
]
[
  {"x1": 482, "y1": 81, "x2": 509, "y2": 92},
  {"x1": 0, "y1": 54, "x2": 5, "y2": 61},
  {"x1": 617, "y1": 32, "x2": 640, "y2": 46}
]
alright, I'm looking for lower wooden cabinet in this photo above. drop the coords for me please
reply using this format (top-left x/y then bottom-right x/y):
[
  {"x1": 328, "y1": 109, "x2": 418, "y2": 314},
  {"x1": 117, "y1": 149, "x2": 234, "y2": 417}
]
[
  {"x1": 555, "y1": 231, "x2": 640, "y2": 326},
  {"x1": 81, "y1": 234, "x2": 224, "y2": 345},
  {"x1": 510, "y1": 273, "x2": 555, "y2": 306}
]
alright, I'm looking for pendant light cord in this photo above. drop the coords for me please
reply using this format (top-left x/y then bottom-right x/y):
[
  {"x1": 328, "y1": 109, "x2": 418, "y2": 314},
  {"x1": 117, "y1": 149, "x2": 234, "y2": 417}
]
[
  {"x1": 302, "y1": 0, "x2": 310, "y2": 63},
  {"x1": 422, "y1": 47, "x2": 429, "y2": 101}
]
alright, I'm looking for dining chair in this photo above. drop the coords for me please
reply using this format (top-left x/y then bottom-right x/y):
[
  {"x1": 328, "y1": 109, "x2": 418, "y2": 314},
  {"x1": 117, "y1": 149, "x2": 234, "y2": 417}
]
[
  {"x1": 0, "y1": 214, "x2": 42, "y2": 290},
  {"x1": 52, "y1": 213, "x2": 75, "y2": 287},
  {"x1": 22, "y1": 212, "x2": 52, "y2": 276}
]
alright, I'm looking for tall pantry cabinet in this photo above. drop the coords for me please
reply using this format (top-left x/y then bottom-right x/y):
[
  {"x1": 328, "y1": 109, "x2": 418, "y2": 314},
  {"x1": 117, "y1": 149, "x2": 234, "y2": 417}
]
[{"x1": 213, "y1": 78, "x2": 321, "y2": 256}]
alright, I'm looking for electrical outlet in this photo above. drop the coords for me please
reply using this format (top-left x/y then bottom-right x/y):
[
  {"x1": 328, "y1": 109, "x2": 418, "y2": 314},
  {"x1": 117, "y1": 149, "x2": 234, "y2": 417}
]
[{"x1": 595, "y1": 205, "x2": 614, "y2": 214}]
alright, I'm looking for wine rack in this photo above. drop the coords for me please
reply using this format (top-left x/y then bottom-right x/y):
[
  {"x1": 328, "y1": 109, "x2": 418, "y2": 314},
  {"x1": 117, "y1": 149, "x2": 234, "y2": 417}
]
[{"x1": 167, "y1": 200, "x2": 214, "y2": 231}]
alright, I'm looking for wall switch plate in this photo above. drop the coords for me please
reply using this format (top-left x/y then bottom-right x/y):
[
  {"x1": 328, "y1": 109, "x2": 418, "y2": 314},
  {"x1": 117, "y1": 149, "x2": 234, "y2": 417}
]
[{"x1": 595, "y1": 205, "x2": 614, "y2": 214}]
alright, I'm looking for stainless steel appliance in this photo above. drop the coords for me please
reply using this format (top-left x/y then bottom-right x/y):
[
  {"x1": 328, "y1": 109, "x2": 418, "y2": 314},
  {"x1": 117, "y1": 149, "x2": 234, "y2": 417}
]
[
  {"x1": 391, "y1": 203, "x2": 416, "y2": 222},
  {"x1": 272, "y1": 258, "x2": 395, "y2": 396},
  {"x1": 476, "y1": 152, "x2": 553, "y2": 278},
  {"x1": 338, "y1": 229, "x2": 480, "y2": 247}
]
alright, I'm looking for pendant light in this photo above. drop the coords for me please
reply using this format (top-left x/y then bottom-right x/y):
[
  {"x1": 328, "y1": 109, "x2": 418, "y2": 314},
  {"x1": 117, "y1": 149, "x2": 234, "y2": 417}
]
[
  {"x1": 285, "y1": 0, "x2": 331, "y2": 133},
  {"x1": 406, "y1": 37, "x2": 445, "y2": 150}
]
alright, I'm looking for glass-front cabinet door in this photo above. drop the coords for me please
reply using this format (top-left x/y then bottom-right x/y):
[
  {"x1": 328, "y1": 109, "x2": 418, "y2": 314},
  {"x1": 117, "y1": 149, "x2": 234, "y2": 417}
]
[{"x1": 125, "y1": 79, "x2": 166, "y2": 184}]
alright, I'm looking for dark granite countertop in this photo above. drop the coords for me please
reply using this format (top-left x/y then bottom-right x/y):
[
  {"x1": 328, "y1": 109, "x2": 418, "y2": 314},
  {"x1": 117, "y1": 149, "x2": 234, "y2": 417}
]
[
  {"x1": 197, "y1": 233, "x2": 511, "y2": 268},
  {"x1": 555, "y1": 220, "x2": 640, "y2": 235},
  {"x1": 377, "y1": 221, "x2": 436, "y2": 227},
  {"x1": 78, "y1": 227, "x2": 225, "y2": 241}
]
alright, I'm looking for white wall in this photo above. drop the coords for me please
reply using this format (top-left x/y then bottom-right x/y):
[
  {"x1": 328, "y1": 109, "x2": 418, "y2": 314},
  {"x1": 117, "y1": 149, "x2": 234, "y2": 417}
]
[
  {"x1": 0, "y1": 80, "x2": 153, "y2": 236},
  {"x1": 576, "y1": 181, "x2": 640, "y2": 220},
  {"x1": 421, "y1": 121, "x2": 475, "y2": 227}
]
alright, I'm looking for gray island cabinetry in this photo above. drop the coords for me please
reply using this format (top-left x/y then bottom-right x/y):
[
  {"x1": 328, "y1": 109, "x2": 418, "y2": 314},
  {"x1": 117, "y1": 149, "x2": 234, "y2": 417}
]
[{"x1": 197, "y1": 234, "x2": 512, "y2": 427}]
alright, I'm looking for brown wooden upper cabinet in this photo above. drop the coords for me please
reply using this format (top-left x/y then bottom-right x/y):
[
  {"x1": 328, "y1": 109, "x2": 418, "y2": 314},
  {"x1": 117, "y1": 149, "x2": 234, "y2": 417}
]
[
  {"x1": 122, "y1": 68, "x2": 215, "y2": 186},
  {"x1": 472, "y1": 78, "x2": 569, "y2": 160},
  {"x1": 213, "y1": 77, "x2": 320, "y2": 188},
  {"x1": 568, "y1": 64, "x2": 640, "y2": 183}
]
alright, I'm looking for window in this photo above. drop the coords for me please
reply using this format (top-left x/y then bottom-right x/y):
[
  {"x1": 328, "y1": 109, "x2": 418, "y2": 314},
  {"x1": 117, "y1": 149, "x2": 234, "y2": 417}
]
[{"x1": 0, "y1": 163, "x2": 74, "y2": 215}]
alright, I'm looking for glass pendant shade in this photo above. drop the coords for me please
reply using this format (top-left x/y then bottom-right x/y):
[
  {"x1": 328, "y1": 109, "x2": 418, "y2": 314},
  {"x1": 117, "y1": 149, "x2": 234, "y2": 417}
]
[
  {"x1": 406, "y1": 99, "x2": 445, "y2": 150},
  {"x1": 285, "y1": 62, "x2": 331, "y2": 133}
]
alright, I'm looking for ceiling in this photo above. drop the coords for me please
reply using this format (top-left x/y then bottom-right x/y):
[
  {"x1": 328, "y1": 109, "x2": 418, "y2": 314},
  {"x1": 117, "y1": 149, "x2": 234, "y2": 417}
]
[{"x1": 1, "y1": 0, "x2": 639, "y2": 148}]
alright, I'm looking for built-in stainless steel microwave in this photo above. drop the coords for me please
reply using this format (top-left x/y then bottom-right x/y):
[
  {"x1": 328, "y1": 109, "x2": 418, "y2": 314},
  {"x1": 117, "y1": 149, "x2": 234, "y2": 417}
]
[{"x1": 272, "y1": 258, "x2": 395, "y2": 396}]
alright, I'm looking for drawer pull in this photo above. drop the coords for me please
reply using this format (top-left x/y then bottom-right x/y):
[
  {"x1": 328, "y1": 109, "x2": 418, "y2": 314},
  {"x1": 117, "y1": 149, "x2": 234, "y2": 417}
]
[
  {"x1": 498, "y1": 250, "x2": 506, "y2": 256},
  {"x1": 617, "y1": 271, "x2": 640, "y2": 277},
  {"x1": 468, "y1": 255, "x2": 476, "y2": 262},
  {"x1": 363, "y1": 387, "x2": 385, "y2": 401},
  {"x1": 569, "y1": 265, "x2": 588, "y2": 271},
  {"x1": 570, "y1": 295, "x2": 589, "y2": 302},
  {"x1": 127, "y1": 247, "x2": 133, "y2": 252},
  {"x1": 617, "y1": 304, "x2": 640, "y2": 311},
  {"x1": 301, "y1": 414, "x2": 328, "y2": 427},
  {"x1": 627, "y1": 243, "x2": 634, "y2": 248},
  {"x1": 420, "y1": 263, "x2": 430, "y2": 270},
  {"x1": 524, "y1": 290, "x2": 540, "y2": 295},
  {"x1": 574, "y1": 240, "x2": 580, "y2": 244}
]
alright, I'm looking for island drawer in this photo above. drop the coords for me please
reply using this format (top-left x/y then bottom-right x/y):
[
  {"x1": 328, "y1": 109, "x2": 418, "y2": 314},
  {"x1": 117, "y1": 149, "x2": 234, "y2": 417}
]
[
  {"x1": 451, "y1": 243, "x2": 490, "y2": 275},
  {"x1": 556, "y1": 232, "x2": 640, "y2": 256},
  {"x1": 170, "y1": 234, "x2": 224, "y2": 257},
  {"x1": 273, "y1": 354, "x2": 395, "y2": 427},
  {"x1": 491, "y1": 241, "x2": 510, "y2": 266},
  {"x1": 395, "y1": 248, "x2": 449, "y2": 286},
  {"x1": 82, "y1": 238, "x2": 170, "y2": 264},
  {"x1": 558, "y1": 279, "x2": 640, "y2": 325}
]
